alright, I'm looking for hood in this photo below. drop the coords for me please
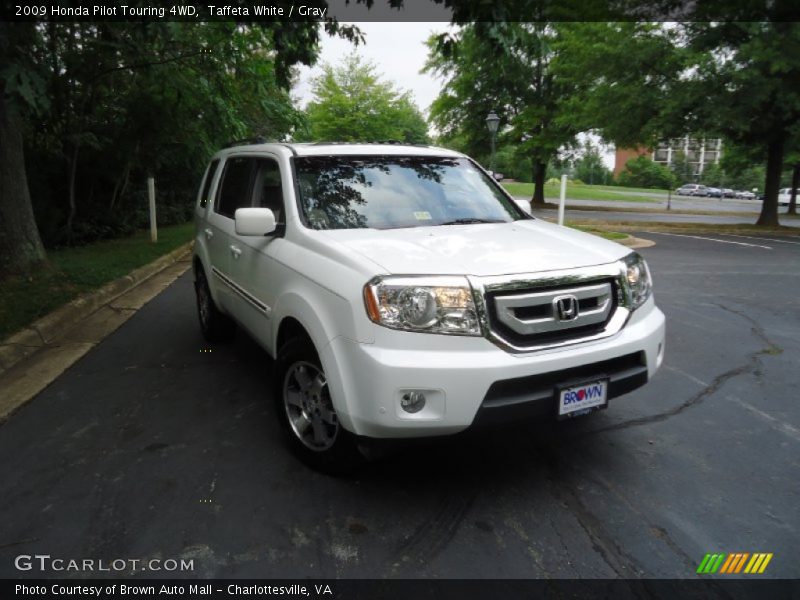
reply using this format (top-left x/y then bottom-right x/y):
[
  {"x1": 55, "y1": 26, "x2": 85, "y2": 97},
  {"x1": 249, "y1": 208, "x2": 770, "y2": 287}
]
[{"x1": 318, "y1": 219, "x2": 630, "y2": 277}]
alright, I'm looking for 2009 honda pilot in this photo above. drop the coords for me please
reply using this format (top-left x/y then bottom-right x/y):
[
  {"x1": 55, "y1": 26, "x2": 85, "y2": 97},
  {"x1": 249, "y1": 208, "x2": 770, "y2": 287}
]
[{"x1": 193, "y1": 142, "x2": 665, "y2": 470}]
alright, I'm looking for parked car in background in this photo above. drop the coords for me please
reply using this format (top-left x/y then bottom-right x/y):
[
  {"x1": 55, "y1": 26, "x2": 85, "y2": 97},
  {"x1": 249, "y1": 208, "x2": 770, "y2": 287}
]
[
  {"x1": 735, "y1": 190, "x2": 756, "y2": 200},
  {"x1": 778, "y1": 188, "x2": 798, "y2": 206},
  {"x1": 676, "y1": 184, "x2": 708, "y2": 196},
  {"x1": 705, "y1": 187, "x2": 723, "y2": 198},
  {"x1": 721, "y1": 188, "x2": 735, "y2": 198}
]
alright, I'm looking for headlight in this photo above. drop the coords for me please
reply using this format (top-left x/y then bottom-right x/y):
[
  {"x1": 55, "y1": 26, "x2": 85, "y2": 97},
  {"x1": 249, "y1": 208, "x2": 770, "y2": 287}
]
[
  {"x1": 623, "y1": 252, "x2": 653, "y2": 310},
  {"x1": 363, "y1": 276, "x2": 481, "y2": 336}
]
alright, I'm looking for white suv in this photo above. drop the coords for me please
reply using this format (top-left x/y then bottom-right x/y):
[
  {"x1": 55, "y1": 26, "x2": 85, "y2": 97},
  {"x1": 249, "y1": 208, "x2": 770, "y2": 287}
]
[
  {"x1": 778, "y1": 188, "x2": 797, "y2": 207},
  {"x1": 193, "y1": 142, "x2": 665, "y2": 471}
]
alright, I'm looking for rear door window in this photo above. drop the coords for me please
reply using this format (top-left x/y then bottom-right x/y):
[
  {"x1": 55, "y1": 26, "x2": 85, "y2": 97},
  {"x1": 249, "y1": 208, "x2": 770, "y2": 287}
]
[{"x1": 216, "y1": 157, "x2": 255, "y2": 218}]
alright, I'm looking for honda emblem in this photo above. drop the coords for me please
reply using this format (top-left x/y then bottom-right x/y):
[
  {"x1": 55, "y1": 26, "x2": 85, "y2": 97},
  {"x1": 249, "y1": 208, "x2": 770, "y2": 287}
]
[{"x1": 554, "y1": 294, "x2": 579, "y2": 321}]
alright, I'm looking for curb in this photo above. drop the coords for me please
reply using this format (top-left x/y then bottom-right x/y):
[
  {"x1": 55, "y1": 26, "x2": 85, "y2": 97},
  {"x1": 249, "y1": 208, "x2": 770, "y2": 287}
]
[
  {"x1": 0, "y1": 241, "x2": 193, "y2": 375},
  {"x1": 619, "y1": 235, "x2": 656, "y2": 249}
]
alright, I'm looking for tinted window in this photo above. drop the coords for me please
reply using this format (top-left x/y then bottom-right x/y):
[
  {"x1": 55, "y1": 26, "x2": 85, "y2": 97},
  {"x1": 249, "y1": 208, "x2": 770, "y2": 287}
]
[
  {"x1": 216, "y1": 157, "x2": 254, "y2": 218},
  {"x1": 198, "y1": 159, "x2": 220, "y2": 208},
  {"x1": 295, "y1": 156, "x2": 525, "y2": 230}
]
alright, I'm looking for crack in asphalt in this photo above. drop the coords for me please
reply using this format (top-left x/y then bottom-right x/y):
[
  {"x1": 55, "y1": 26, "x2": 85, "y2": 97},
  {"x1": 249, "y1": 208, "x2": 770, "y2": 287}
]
[
  {"x1": 534, "y1": 445, "x2": 652, "y2": 598},
  {"x1": 576, "y1": 302, "x2": 777, "y2": 438},
  {"x1": 513, "y1": 303, "x2": 779, "y2": 593},
  {"x1": 533, "y1": 445, "x2": 738, "y2": 600},
  {"x1": 580, "y1": 363, "x2": 752, "y2": 437}
]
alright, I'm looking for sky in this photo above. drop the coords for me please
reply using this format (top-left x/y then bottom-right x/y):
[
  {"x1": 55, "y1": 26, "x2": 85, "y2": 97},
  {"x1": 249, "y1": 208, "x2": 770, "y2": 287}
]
[{"x1": 292, "y1": 22, "x2": 616, "y2": 169}]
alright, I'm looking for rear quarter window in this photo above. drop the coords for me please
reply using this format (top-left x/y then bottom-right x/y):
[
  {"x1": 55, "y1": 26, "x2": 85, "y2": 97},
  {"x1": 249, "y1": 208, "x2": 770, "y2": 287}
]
[{"x1": 198, "y1": 159, "x2": 220, "y2": 208}]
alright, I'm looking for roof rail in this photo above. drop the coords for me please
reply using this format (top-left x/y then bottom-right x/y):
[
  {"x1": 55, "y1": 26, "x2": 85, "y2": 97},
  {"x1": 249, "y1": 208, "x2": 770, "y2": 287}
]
[
  {"x1": 224, "y1": 136, "x2": 270, "y2": 148},
  {"x1": 309, "y1": 140, "x2": 432, "y2": 147}
]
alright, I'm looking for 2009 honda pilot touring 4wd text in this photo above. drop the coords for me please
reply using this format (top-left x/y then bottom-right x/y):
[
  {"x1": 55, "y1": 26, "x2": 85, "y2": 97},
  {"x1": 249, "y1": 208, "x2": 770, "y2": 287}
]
[{"x1": 193, "y1": 142, "x2": 665, "y2": 471}]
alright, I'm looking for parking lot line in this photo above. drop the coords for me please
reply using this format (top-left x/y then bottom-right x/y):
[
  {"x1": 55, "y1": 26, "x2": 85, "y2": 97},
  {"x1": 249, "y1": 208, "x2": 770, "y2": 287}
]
[
  {"x1": 643, "y1": 231, "x2": 773, "y2": 249},
  {"x1": 665, "y1": 365, "x2": 800, "y2": 443},
  {"x1": 727, "y1": 395, "x2": 800, "y2": 443},
  {"x1": 717, "y1": 233, "x2": 800, "y2": 245}
]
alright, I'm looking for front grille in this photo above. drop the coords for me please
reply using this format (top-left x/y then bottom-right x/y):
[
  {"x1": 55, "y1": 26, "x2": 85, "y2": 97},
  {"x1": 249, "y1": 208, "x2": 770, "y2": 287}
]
[{"x1": 485, "y1": 278, "x2": 619, "y2": 348}]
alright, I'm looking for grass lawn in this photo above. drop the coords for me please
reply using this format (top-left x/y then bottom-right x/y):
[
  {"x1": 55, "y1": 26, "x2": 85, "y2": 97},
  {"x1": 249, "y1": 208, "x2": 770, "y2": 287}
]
[
  {"x1": 0, "y1": 223, "x2": 194, "y2": 340},
  {"x1": 503, "y1": 182, "x2": 659, "y2": 203},
  {"x1": 567, "y1": 224, "x2": 629, "y2": 241},
  {"x1": 590, "y1": 184, "x2": 669, "y2": 195},
  {"x1": 574, "y1": 219, "x2": 800, "y2": 237}
]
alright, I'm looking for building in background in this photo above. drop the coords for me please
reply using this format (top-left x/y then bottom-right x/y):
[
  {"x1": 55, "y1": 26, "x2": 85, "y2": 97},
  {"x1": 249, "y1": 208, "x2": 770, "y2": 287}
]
[{"x1": 613, "y1": 137, "x2": 723, "y2": 179}]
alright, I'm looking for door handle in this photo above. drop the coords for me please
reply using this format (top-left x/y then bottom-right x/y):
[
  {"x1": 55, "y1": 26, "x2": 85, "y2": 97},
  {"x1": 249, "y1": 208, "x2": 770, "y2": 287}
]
[
  {"x1": 230, "y1": 245, "x2": 242, "y2": 258},
  {"x1": 204, "y1": 228, "x2": 214, "y2": 239}
]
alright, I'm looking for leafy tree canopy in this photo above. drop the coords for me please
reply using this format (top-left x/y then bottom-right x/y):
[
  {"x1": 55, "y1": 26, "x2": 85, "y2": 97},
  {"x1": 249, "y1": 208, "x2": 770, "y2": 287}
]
[
  {"x1": 300, "y1": 53, "x2": 429, "y2": 144},
  {"x1": 617, "y1": 155, "x2": 676, "y2": 190},
  {"x1": 425, "y1": 22, "x2": 587, "y2": 204}
]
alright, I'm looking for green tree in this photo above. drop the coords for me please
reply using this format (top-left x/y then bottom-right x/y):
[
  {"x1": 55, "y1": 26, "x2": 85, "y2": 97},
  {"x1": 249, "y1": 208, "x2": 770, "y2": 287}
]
[
  {"x1": 679, "y1": 22, "x2": 800, "y2": 226},
  {"x1": 0, "y1": 22, "x2": 47, "y2": 275},
  {"x1": 719, "y1": 145, "x2": 767, "y2": 192},
  {"x1": 301, "y1": 54, "x2": 429, "y2": 144},
  {"x1": 556, "y1": 21, "x2": 800, "y2": 226},
  {"x1": 699, "y1": 163, "x2": 725, "y2": 187},
  {"x1": 669, "y1": 151, "x2": 696, "y2": 186},
  {"x1": 573, "y1": 142, "x2": 611, "y2": 185},
  {"x1": 552, "y1": 23, "x2": 688, "y2": 151},
  {"x1": 617, "y1": 155, "x2": 676, "y2": 190},
  {"x1": 0, "y1": 17, "x2": 361, "y2": 274},
  {"x1": 425, "y1": 23, "x2": 589, "y2": 206}
]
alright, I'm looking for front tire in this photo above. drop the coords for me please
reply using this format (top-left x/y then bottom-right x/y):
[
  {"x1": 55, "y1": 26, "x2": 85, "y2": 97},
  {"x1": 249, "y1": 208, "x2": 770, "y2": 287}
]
[
  {"x1": 274, "y1": 337, "x2": 362, "y2": 474},
  {"x1": 194, "y1": 266, "x2": 235, "y2": 343}
]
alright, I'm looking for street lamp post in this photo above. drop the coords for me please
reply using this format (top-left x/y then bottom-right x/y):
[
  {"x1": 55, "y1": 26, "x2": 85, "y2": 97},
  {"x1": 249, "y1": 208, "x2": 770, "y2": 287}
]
[{"x1": 485, "y1": 111, "x2": 500, "y2": 177}]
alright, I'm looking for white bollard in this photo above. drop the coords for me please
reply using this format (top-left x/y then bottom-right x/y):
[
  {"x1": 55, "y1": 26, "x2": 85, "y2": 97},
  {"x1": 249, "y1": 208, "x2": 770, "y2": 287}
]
[
  {"x1": 558, "y1": 174, "x2": 567, "y2": 226},
  {"x1": 147, "y1": 176, "x2": 157, "y2": 243}
]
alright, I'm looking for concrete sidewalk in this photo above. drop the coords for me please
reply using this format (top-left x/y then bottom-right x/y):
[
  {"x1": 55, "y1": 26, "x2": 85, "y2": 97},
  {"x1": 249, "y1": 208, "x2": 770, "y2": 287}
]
[{"x1": 0, "y1": 244, "x2": 193, "y2": 422}]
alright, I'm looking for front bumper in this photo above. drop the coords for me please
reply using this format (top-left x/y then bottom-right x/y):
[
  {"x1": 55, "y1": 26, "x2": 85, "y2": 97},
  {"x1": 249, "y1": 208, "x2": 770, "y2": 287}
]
[{"x1": 320, "y1": 298, "x2": 665, "y2": 438}]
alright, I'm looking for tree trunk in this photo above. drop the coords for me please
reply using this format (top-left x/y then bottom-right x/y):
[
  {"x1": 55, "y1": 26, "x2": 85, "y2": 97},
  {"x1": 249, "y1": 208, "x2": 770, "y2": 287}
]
[
  {"x1": 788, "y1": 162, "x2": 799, "y2": 216},
  {"x1": 531, "y1": 161, "x2": 547, "y2": 206},
  {"x1": 756, "y1": 138, "x2": 783, "y2": 227},
  {"x1": 0, "y1": 95, "x2": 47, "y2": 277}
]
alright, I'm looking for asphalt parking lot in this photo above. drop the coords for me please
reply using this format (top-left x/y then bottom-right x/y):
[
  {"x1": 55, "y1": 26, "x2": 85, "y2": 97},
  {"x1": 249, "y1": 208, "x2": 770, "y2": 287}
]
[{"x1": 1, "y1": 232, "x2": 798, "y2": 581}]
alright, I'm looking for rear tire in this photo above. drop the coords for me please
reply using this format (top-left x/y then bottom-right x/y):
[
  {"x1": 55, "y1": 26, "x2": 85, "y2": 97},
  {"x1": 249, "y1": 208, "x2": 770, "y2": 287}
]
[
  {"x1": 274, "y1": 336, "x2": 363, "y2": 474},
  {"x1": 195, "y1": 266, "x2": 235, "y2": 343}
]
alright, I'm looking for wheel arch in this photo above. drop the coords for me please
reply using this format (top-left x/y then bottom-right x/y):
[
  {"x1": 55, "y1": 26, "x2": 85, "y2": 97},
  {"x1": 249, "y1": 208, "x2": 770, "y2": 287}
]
[{"x1": 272, "y1": 296, "x2": 356, "y2": 433}]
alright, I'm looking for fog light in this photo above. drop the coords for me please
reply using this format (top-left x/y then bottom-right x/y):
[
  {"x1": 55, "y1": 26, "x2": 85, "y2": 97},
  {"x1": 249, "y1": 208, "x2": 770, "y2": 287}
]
[{"x1": 400, "y1": 391, "x2": 426, "y2": 414}]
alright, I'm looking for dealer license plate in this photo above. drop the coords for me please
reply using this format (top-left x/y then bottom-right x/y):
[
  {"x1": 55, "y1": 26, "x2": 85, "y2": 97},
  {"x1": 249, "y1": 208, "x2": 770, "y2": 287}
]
[{"x1": 557, "y1": 379, "x2": 608, "y2": 419}]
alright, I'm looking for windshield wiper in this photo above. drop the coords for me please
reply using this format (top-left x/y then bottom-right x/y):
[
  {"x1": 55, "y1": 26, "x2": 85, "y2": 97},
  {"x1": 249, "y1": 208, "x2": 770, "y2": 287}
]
[{"x1": 439, "y1": 218, "x2": 506, "y2": 226}]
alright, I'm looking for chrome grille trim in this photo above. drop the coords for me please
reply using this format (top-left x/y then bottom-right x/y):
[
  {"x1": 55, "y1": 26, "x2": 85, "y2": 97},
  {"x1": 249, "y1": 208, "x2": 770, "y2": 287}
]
[
  {"x1": 468, "y1": 261, "x2": 632, "y2": 353},
  {"x1": 494, "y1": 282, "x2": 613, "y2": 335}
]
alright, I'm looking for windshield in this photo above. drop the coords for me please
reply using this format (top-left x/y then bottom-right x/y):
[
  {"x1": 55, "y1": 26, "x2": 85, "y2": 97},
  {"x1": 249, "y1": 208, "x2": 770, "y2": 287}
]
[{"x1": 294, "y1": 156, "x2": 527, "y2": 230}]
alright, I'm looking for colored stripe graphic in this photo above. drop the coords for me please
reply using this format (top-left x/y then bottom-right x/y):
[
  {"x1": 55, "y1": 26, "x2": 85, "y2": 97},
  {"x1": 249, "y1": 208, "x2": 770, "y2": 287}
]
[
  {"x1": 758, "y1": 553, "x2": 773, "y2": 573},
  {"x1": 697, "y1": 554, "x2": 726, "y2": 574},
  {"x1": 734, "y1": 553, "x2": 750, "y2": 573},
  {"x1": 697, "y1": 554, "x2": 713, "y2": 573},
  {"x1": 720, "y1": 553, "x2": 736, "y2": 573},
  {"x1": 699, "y1": 552, "x2": 774, "y2": 574}
]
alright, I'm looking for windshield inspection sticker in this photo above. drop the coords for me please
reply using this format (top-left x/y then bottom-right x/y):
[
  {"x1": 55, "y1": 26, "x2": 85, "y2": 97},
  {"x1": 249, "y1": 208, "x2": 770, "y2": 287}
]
[{"x1": 413, "y1": 211, "x2": 432, "y2": 220}]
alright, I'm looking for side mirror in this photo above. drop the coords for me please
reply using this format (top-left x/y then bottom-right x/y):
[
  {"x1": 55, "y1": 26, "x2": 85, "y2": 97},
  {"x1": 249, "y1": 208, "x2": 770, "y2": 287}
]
[
  {"x1": 234, "y1": 207, "x2": 276, "y2": 236},
  {"x1": 514, "y1": 199, "x2": 532, "y2": 215}
]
